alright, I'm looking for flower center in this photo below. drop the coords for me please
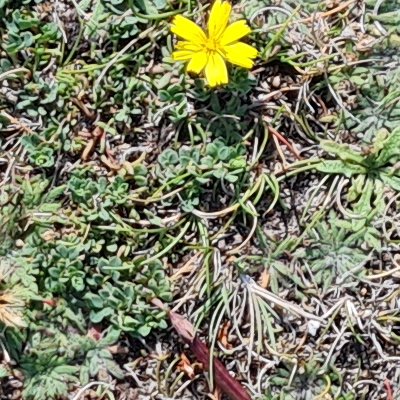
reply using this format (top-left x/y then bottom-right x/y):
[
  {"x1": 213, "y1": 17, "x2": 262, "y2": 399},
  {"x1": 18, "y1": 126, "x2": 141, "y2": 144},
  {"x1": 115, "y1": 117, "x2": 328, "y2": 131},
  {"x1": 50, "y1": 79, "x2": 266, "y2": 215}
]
[{"x1": 205, "y1": 37, "x2": 219, "y2": 51}]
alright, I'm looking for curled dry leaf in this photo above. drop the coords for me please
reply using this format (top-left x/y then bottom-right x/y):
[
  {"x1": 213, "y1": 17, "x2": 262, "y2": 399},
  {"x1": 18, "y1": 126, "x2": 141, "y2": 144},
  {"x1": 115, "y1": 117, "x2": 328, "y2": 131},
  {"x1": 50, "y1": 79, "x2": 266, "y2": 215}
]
[
  {"x1": 258, "y1": 269, "x2": 270, "y2": 289},
  {"x1": 177, "y1": 353, "x2": 196, "y2": 379},
  {"x1": 87, "y1": 325, "x2": 103, "y2": 341},
  {"x1": 169, "y1": 311, "x2": 196, "y2": 343},
  {"x1": 218, "y1": 321, "x2": 232, "y2": 349}
]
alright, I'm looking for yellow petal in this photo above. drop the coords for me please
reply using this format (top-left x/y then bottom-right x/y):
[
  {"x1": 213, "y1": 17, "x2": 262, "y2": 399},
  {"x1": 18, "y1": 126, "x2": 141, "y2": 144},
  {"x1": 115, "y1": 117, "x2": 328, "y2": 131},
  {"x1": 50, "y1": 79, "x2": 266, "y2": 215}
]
[
  {"x1": 223, "y1": 42, "x2": 257, "y2": 68},
  {"x1": 187, "y1": 51, "x2": 208, "y2": 74},
  {"x1": 172, "y1": 50, "x2": 195, "y2": 61},
  {"x1": 208, "y1": 0, "x2": 232, "y2": 39},
  {"x1": 205, "y1": 52, "x2": 228, "y2": 87},
  {"x1": 220, "y1": 20, "x2": 251, "y2": 46},
  {"x1": 171, "y1": 15, "x2": 207, "y2": 44},
  {"x1": 175, "y1": 41, "x2": 203, "y2": 52}
]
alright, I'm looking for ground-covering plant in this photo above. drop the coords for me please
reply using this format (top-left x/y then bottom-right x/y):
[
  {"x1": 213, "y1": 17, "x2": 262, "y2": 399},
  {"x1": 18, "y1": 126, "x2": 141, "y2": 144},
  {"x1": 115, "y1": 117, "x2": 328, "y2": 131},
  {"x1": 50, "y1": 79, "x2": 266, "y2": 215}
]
[{"x1": 1, "y1": 0, "x2": 400, "y2": 399}]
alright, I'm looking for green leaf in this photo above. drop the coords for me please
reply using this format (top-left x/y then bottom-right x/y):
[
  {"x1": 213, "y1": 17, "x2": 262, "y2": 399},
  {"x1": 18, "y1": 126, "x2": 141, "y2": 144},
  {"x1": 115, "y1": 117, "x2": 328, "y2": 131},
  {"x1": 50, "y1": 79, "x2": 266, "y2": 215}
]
[
  {"x1": 314, "y1": 160, "x2": 367, "y2": 177},
  {"x1": 225, "y1": 173, "x2": 238, "y2": 183},
  {"x1": 380, "y1": 173, "x2": 400, "y2": 191},
  {"x1": 90, "y1": 307, "x2": 114, "y2": 323},
  {"x1": 80, "y1": 366, "x2": 90, "y2": 385},
  {"x1": 365, "y1": 229, "x2": 382, "y2": 250},
  {"x1": 134, "y1": 0, "x2": 164, "y2": 14},
  {"x1": 136, "y1": 325, "x2": 151, "y2": 336},
  {"x1": 320, "y1": 140, "x2": 365, "y2": 165},
  {"x1": 104, "y1": 358, "x2": 124, "y2": 379},
  {"x1": 375, "y1": 127, "x2": 400, "y2": 166},
  {"x1": 0, "y1": 365, "x2": 8, "y2": 378},
  {"x1": 53, "y1": 365, "x2": 80, "y2": 375},
  {"x1": 158, "y1": 149, "x2": 179, "y2": 167},
  {"x1": 100, "y1": 327, "x2": 121, "y2": 346}
]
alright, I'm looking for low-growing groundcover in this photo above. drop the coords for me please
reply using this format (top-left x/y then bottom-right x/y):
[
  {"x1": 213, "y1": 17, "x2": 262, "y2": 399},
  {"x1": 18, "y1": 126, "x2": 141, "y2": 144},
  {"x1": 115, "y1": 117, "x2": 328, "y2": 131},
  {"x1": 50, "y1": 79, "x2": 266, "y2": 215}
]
[{"x1": 1, "y1": 0, "x2": 400, "y2": 399}]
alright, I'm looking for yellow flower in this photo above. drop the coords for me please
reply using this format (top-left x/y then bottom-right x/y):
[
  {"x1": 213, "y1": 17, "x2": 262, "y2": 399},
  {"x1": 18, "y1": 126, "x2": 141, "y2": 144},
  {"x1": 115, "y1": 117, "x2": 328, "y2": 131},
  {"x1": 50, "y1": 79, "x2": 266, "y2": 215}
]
[{"x1": 171, "y1": 0, "x2": 257, "y2": 87}]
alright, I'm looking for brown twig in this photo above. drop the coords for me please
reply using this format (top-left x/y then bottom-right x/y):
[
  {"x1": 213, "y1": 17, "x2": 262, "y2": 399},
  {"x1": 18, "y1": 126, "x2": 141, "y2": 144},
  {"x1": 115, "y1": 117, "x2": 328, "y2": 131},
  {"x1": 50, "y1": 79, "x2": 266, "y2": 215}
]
[
  {"x1": 268, "y1": 125, "x2": 302, "y2": 160},
  {"x1": 71, "y1": 98, "x2": 96, "y2": 120},
  {"x1": 152, "y1": 299, "x2": 251, "y2": 400},
  {"x1": 81, "y1": 126, "x2": 104, "y2": 161},
  {"x1": 384, "y1": 379, "x2": 394, "y2": 400},
  {"x1": 189, "y1": 338, "x2": 250, "y2": 400}
]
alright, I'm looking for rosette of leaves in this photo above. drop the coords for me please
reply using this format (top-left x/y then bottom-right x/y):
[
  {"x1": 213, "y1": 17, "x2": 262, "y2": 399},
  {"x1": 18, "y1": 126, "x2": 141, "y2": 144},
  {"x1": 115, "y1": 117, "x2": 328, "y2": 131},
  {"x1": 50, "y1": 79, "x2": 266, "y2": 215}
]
[
  {"x1": 157, "y1": 139, "x2": 247, "y2": 184},
  {"x1": 313, "y1": 127, "x2": 400, "y2": 247},
  {"x1": 0, "y1": 174, "x2": 67, "y2": 257},
  {"x1": 157, "y1": 139, "x2": 247, "y2": 211},
  {"x1": 16, "y1": 77, "x2": 61, "y2": 119},
  {"x1": 103, "y1": 76, "x2": 146, "y2": 127},
  {"x1": 13, "y1": 230, "x2": 172, "y2": 336},
  {"x1": 329, "y1": 67, "x2": 400, "y2": 142},
  {"x1": 20, "y1": 328, "x2": 123, "y2": 400},
  {"x1": 157, "y1": 82, "x2": 189, "y2": 124},
  {"x1": 21, "y1": 130, "x2": 58, "y2": 168},
  {"x1": 293, "y1": 212, "x2": 371, "y2": 292},
  {"x1": 2, "y1": 8, "x2": 60, "y2": 58},
  {"x1": 240, "y1": 229, "x2": 304, "y2": 294},
  {"x1": 67, "y1": 168, "x2": 140, "y2": 223},
  {"x1": 84, "y1": 257, "x2": 171, "y2": 336},
  {"x1": 20, "y1": 333, "x2": 81, "y2": 400},
  {"x1": 11, "y1": 232, "x2": 85, "y2": 296}
]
